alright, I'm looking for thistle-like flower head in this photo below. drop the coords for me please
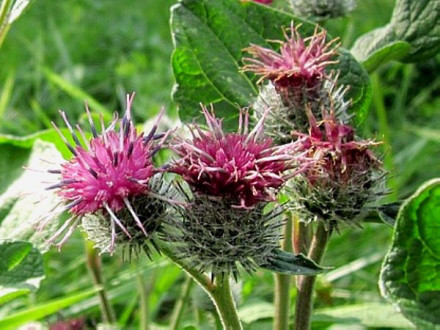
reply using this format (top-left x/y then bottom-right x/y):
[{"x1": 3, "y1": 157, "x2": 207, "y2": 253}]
[
  {"x1": 243, "y1": 22, "x2": 339, "y2": 92},
  {"x1": 170, "y1": 105, "x2": 304, "y2": 208},
  {"x1": 290, "y1": 109, "x2": 385, "y2": 224},
  {"x1": 42, "y1": 94, "x2": 169, "y2": 253}
]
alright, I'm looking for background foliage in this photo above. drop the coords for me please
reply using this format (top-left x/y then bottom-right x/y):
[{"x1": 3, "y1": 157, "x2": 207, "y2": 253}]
[{"x1": 0, "y1": 0, "x2": 439, "y2": 328}]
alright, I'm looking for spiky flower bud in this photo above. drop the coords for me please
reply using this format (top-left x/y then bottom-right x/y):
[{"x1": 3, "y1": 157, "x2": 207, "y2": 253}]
[
  {"x1": 167, "y1": 105, "x2": 308, "y2": 277},
  {"x1": 291, "y1": 0, "x2": 356, "y2": 20},
  {"x1": 242, "y1": 23, "x2": 346, "y2": 140},
  {"x1": 290, "y1": 109, "x2": 385, "y2": 225},
  {"x1": 41, "y1": 94, "x2": 170, "y2": 254}
]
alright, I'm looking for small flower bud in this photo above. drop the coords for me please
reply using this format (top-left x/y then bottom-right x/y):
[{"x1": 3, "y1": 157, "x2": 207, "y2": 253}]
[{"x1": 291, "y1": 0, "x2": 356, "y2": 20}]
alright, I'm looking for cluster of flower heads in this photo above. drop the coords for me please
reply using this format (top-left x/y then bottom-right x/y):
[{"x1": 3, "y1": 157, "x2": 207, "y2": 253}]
[
  {"x1": 40, "y1": 95, "x2": 306, "y2": 274},
  {"x1": 38, "y1": 19, "x2": 386, "y2": 278},
  {"x1": 242, "y1": 21, "x2": 386, "y2": 227}
]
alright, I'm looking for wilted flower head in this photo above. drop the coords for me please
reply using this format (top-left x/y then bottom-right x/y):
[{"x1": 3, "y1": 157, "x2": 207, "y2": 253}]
[
  {"x1": 170, "y1": 105, "x2": 306, "y2": 208},
  {"x1": 41, "y1": 94, "x2": 170, "y2": 254},
  {"x1": 291, "y1": 0, "x2": 356, "y2": 20},
  {"x1": 290, "y1": 109, "x2": 385, "y2": 225}
]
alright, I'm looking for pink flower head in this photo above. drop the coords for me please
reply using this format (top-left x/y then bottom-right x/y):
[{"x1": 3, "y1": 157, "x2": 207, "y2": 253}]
[
  {"x1": 43, "y1": 94, "x2": 169, "y2": 252},
  {"x1": 243, "y1": 22, "x2": 339, "y2": 92},
  {"x1": 170, "y1": 105, "x2": 306, "y2": 208},
  {"x1": 296, "y1": 109, "x2": 381, "y2": 186}
]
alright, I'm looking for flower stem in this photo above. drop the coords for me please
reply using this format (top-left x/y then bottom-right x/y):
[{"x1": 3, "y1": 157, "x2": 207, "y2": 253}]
[
  {"x1": 274, "y1": 214, "x2": 294, "y2": 330},
  {"x1": 158, "y1": 241, "x2": 242, "y2": 329},
  {"x1": 170, "y1": 275, "x2": 194, "y2": 330},
  {"x1": 211, "y1": 276, "x2": 243, "y2": 330},
  {"x1": 294, "y1": 222, "x2": 330, "y2": 330},
  {"x1": 85, "y1": 240, "x2": 116, "y2": 324}
]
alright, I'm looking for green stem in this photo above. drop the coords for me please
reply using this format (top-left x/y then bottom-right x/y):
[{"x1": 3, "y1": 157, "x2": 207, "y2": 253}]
[
  {"x1": 211, "y1": 276, "x2": 243, "y2": 330},
  {"x1": 170, "y1": 275, "x2": 194, "y2": 330},
  {"x1": 137, "y1": 273, "x2": 149, "y2": 330},
  {"x1": 274, "y1": 215, "x2": 294, "y2": 330},
  {"x1": 85, "y1": 240, "x2": 116, "y2": 324},
  {"x1": 294, "y1": 223, "x2": 330, "y2": 330},
  {"x1": 158, "y1": 241, "x2": 242, "y2": 329}
]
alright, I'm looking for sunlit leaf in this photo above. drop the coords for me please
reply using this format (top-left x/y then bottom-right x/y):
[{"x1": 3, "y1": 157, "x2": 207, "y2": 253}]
[{"x1": 380, "y1": 178, "x2": 440, "y2": 328}]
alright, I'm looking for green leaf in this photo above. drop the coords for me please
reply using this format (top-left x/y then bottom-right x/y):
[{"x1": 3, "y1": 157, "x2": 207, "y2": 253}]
[
  {"x1": 0, "y1": 240, "x2": 31, "y2": 272},
  {"x1": 171, "y1": 0, "x2": 371, "y2": 125},
  {"x1": 380, "y1": 178, "x2": 440, "y2": 328},
  {"x1": 0, "y1": 286, "x2": 102, "y2": 329},
  {"x1": 362, "y1": 41, "x2": 411, "y2": 73},
  {"x1": 0, "y1": 140, "x2": 64, "y2": 251},
  {"x1": 0, "y1": 241, "x2": 44, "y2": 305},
  {"x1": 260, "y1": 249, "x2": 325, "y2": 275},
  {"x1": 352, "y1": 0, "x2": 440, "y2": 69},
  {"x1": 313, "y1": 303, "x2": 415, "y2": 328}
]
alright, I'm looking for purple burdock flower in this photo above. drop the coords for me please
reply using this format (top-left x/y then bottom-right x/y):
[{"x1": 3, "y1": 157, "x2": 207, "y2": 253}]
[
  {"x1": 242, "y1": 22, "x2": 346, "y2": 141},
  {"x1": 167, "y1": 105, "x2": 310, "y2": 277},
  {"x1": 170, "y1": 105, "x2": 305, "y2": 208},
  {"x1": 290, "y1": 109, "x2": 385, "y2": 225},
  {"x1": 41, "y1": 94, "x2": 169, "y2": 254},
  {"x1": 243, "y1": 22, "x2": 338, "y2": 89},
  {"x1": 243, "y1": 22, "x2": 339, "y2": 106}
]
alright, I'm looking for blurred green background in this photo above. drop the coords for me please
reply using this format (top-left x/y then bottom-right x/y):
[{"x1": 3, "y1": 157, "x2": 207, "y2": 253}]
[{"x1": 0, "y1": 0, "x2": 439, "y2": 328}]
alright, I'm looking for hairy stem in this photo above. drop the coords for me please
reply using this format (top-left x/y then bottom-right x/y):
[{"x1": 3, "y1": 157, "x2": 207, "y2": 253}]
[
  {"x1": 274, "y1": 215, "x2": 294, "y2": 330},
  {"x1": 211, "y1": 276, "x2": 243, "y2": 330},
  {"x1": 170, "y1": 275, "x2": 194, "y2": 330},
  {"x1": 85, "y1": 240, "x2": 116, "y2": 324},
  {"x1": 158, "y1": 241, "x2": 242, "y2": 329},
  {"x1": 294, "y1": 223, "x2": 330, "y2": 330}
]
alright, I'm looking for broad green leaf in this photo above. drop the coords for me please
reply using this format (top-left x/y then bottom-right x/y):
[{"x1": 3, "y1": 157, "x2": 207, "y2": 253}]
[
  {"x1": 313, "y1": 303, "x2": 415, "y2": 328},
  {"x1": 171, "y1": 0, "x2": 371, "y2": 126},
  {"x1": 0, "y1": 128, "x2": 73, "y2": 159},
  {"x1": 259, "y1": 249, "x2": 325, "y2": 275},
  {"x1": 0, "y1": 240, "x2": 31, "y2": 271},
  {"x1": 238, "y1": 301, "x2": 274, "y2": 324},
  {"x1": 380, "y1": 179, "x2": 440, "y2": 328},
  {"x1": 238, "y1": 302, "x2": 414, "y2": 328},
  {"x1": 0, "y1": 241, "x2": 44, "y2": 304},
  {"x1": 362, "y1": 41, "x2": 411, "y2": 73},
  {"x1": 352, "y1": 0, "x2": 440, "y2": 68},
  {"x1": 0, "y1": 286, "x2": 101, "y2": 329},
  {"x1": 0, "y1": 140, "x2": 64, "y2": 252}
]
